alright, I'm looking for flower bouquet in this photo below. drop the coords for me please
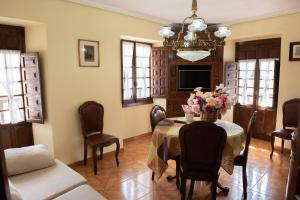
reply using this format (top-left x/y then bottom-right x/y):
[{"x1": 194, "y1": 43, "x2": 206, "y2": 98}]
[{"x1": 183, "y1": 84, "x2": 236, "y2": 122}]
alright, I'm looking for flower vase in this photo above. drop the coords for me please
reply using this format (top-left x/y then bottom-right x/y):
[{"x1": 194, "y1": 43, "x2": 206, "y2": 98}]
[
  {"x1": 201, "y1": 111, "x2": 218, "y2": 122},
  {"x1": 185, "y1": 113, "x2": 194, "y2": 123}
]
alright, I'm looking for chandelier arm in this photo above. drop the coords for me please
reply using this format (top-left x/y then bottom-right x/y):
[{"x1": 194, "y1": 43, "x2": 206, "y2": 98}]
[{"x1": 177, "y1": 16, "x2": 194, "y2": 41}]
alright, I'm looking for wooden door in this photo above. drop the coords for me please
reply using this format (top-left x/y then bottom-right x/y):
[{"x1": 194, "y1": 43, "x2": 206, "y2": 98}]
[{"x1": 232, "y1": 38, "x2": 281, "y2": 140}]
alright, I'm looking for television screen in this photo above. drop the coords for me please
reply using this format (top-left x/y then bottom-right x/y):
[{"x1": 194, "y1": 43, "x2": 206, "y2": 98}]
[{"x1": 178, "y1": 65, "x2": 211, "y2": 90}]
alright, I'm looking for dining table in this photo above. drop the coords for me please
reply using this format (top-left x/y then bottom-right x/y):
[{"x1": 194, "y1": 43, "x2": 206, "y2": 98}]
[{"x1": 147, "y1": 116, "x2": 245, "y2": 189}]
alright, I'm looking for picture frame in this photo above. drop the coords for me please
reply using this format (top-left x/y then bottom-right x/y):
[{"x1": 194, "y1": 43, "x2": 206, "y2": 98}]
[
  {"x1": 78, "y1": 39, "x2": 99, "y2": 67},
  {"x1": 289, "y1": 42, "x2": 300, "y2": 61}
]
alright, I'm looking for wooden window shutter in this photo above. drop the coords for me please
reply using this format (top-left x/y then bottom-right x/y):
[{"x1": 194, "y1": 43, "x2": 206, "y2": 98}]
[
  {"x1": 21, "y1": 53, "x2": 44, "y2": 123},
  {"x1": 151, "y1": 47, "x2": 169, "y2": 98},
  {"x1": 225, "y1": 62, "x2": 238, "y2": 95}
]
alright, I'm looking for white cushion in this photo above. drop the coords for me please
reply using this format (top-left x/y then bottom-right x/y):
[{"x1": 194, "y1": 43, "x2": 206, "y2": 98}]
[
  {"x1": 53, "y1": 185, "x2": 107, "y2": 200},
  {"x1": 5, "y1": 144, "x2": 55, "y2": 176},
  {"x1": 8, "y1": 180, "x2": 23, "y2": 200},
  {"x1": 9, "y1": 160, "x2": 87, "y2": 200}
]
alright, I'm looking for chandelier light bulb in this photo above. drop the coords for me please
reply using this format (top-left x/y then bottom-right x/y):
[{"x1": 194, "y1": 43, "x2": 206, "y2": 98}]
[
  {"x1": 188, "y1": 19, "x2": 207, "y2": 32},
  {"x1": 158, "y1": 26, "x2": 175, "y2": 38},
  {"x1": 214, "y1": 26, "x2": 232, "y2": 38},
  {"x1": 184, "y1": 31, "x2": 195, "y2": 41}
]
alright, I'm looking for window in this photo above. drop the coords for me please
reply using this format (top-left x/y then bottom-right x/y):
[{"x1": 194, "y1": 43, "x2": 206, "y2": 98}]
[
  {"x1": 121, "y1": 40, "x2": 152, "y2": 106},
  {"x1": 0, "y1": 50, "x2": 24, "y2": 124},
  {"x1": 237, "y1": 58, "x2": 277, "y2": 108},
  {"x1": 237, "y1": 59, "x2": 256, "y2": 105},
  {"x1": 258, "y1": 59, "x2": 275, "y2": 107}
]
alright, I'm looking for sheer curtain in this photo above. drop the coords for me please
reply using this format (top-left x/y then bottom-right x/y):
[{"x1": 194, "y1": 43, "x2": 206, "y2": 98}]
[
  {"x1": 136, "y1": 43, "x2": 151, "y2": 99},
  {"x1": 0, "y1": 50, "x2": 22, "y2": 124},
  {"x1": 238, "y1": 59, "x2": 256, "y2": 105},
  {"x1": 122, "y1": 42, "x2": 134, "y2": 100},
  {"x1": 258, "y1": 58, "x2": 275, "y2": 107}
]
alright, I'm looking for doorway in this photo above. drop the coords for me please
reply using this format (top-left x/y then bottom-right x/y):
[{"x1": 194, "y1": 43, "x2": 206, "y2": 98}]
[{"x1": 233, "y1": 38, "x2": 281, "y2": 140}]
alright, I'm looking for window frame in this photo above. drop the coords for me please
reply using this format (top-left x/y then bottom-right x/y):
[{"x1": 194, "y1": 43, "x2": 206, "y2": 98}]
[{"x1": 120, "y1": 39, "x2": 153, "y2": 107}]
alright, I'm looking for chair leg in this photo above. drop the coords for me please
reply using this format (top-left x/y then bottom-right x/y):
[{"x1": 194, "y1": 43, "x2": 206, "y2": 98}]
[
  {"x1": 212, "y1": 179, "x2": 217, "y2": 200},
  {"x1": 84, "y1": 142, "x2": 87, "y2": 165},
  {"x1": 281, "y1": 139, "x2": 285, "y2": 154},
  {"x1": 270, "y1": 134, "x2": 275, "y2": 159},
  {"x1": 115, "y1": 139, "x2": 120, "y2": 166},
  {"x1": 180, "y1": 177, "x2": 186, "y2": 200},
  {"x1": 176, "y1": 158, "x2": 180, "y2": 189},
  {"x1": 99, "y1": 147, "x2": 103, "y2": 160},
  {"x1": 188, "y1": 179, "x2": 195, "y2": 200},
  {"x1": 242, "y1": 165, "x2": 248, "y2": 199},
  {"x1": 92, "y1": 147, "x2": 97, "y2": 175},
  {"x1": 151, "y1": 172, "x2": 155, "y2": 181}
]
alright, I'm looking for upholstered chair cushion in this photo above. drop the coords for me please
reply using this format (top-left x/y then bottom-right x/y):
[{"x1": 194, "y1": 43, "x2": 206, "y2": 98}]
[{"x1": 5, "y1": 144, "x2": 55, "y2": 176}]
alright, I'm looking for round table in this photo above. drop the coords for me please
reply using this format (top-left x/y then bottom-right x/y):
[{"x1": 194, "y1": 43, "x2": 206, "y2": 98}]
[{"x1": 147, "y1": 117, "x2": 245, "y2": 179}]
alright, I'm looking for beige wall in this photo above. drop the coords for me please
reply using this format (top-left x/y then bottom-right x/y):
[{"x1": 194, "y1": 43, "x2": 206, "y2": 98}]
[
  {"x1": 0, "y1": 0, "x2": 162, "y2": 164},
  {"x1": 223, "y1": 13, "x2": 300, "y2": 146}
]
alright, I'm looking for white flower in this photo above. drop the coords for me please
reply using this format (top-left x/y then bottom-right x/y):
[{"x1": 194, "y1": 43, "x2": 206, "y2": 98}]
[{"x1": 194, "y1": 87, "x2": 202, "y2": 92}]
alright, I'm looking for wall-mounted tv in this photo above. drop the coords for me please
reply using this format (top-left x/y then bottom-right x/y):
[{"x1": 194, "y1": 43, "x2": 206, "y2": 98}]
[{"x1": 178, "y1": 65, "x2": 211, "y2": 91}]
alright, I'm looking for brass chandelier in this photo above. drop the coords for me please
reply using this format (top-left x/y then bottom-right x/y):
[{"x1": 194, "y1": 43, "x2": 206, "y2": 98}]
[{"x1": 159, "y1": 0, "x2": 231, "y2": 62}]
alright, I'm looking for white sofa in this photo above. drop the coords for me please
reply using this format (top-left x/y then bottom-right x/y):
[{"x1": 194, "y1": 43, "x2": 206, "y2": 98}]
[{"x1": 5, "y1": 145, "x2": 106, "y2": 200}]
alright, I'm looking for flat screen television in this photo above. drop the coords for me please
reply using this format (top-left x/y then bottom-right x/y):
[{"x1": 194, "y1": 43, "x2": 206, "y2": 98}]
[{"x1": 178, "y1": 65, "x2": 211, "y2": 91}]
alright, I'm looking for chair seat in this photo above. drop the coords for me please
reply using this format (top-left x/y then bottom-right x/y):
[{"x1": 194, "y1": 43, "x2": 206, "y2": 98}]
[
  {"x1": 86, "y1": 133, "x2": 118, "y2": 147},
  {"x1": 272, "y1": 129, "x2": 294, "y2": 140}
]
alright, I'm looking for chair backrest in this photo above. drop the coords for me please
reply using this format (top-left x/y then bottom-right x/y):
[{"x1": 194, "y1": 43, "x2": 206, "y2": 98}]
[
  {"x1": 179, "y1": 121, "x2": 227, "y2": 179},
  {"x1": 242, "y1": 111, "x2": 257, "y2": 159},
  {"x1": 285, "y1": 126, "x2": 300, "y2": 199},
  {"x1": 78, "y1": 101, "x2": 104, "y2": 136},
  {"x1": 150, "y1": 105, "x2": 166, "y2": 131},
  {"x1": 283, "y1": 98, "x2": 300, "y2": 129}
]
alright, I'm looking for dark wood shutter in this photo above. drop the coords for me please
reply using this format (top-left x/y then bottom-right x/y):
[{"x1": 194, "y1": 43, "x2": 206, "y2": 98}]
[
  {"x1": 21, "y1": 53, "x2": 44, "y2": 123},
  {"x1": 225, "y1": 62, "x2": 238, "y2": 95},
  {"x1": 151, "y1": 47, "x2": 169, "y2": 97}
]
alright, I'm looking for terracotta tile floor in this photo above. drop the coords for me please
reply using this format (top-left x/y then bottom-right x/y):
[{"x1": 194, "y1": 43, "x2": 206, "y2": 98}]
[{"x1": 71, "y1": 135, "x2": 290, "y2": 200}]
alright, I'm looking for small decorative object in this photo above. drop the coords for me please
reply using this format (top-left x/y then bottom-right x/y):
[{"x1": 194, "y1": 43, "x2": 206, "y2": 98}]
[
  {"x1": 289, "y1": 42, "x2": 300, "y2": 61},
  {"x1": 78, "y1": 39, "x2": 99, "y2": 67},
  {"x1": 182, "y1": 105, "x2": 195, "y2": 122},
  {"x1": 183, "y1": 84, "x2": 236, "y2": 122}
]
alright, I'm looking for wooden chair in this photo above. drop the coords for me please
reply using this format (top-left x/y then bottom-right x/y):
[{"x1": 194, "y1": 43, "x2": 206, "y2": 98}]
[
  {"x1": 285, "y1": 127, "x2": 300, "y2": 199},
  {"x1": 179, "y1": 121, "x2": 227, "y2": 200},
  {"x1": 79, "y1": 101, "x2": 120, "y2": 175},
  {"x1": 150, "y1": 105, "x2": 181, "y2": 188},
  {"x1": 270, "y1": 98, "x2": 300, "y2": 159},
  {"x1": 234, "y1": 111, "x2": 257, "y2": 199},
  {"x1": 150, "y1": 105, "x2": 166, "y2": 132}
]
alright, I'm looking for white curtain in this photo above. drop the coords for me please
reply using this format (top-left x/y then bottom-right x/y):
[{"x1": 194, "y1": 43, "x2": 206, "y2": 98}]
[
  {"x1": 0, "y1": 50, "x2": 22, "y2": 124},
  {"x1": 122, "y1": 42, "x2": 134, "y2": 100},
  {"x1": 259, "y1": 58, "x2": 275, "y2": 107},
  {"x1": 136, "y1": 43, "x2": 151, "y2": 98},
  {"x1": 238, "y1": 59, "x2": 256, "y2": 105}
]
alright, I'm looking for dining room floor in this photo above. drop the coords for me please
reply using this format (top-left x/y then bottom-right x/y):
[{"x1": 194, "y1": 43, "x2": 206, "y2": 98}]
[{"x1": 71, "y1": 134, "x2": 290, "y2": 200}]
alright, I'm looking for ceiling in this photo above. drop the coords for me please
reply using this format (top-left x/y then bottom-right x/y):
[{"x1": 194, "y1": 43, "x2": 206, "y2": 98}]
[{"x1": 69, "y1": 0, "x2": 300, "y2": 24}]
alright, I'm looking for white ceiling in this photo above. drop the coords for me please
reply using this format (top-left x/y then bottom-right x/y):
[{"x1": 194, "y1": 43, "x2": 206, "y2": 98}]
[{"x1": 69, "y1": 0, "x2": 300, "y2": 24}]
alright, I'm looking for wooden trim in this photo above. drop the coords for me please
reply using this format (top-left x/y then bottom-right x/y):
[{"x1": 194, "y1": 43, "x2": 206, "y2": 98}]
[
  {"x1": 123, "y1": 132, "x2": 152, "y2": 143},
  {"x1": 68, "y1": 148, "x2": 124, "y2": 168},
  {"x1": 289, "y1": 42, "x2": 300, "y2": 61}
]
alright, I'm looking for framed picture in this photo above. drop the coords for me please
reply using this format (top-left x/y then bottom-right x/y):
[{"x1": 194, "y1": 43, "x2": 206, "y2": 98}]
[
  {"x1": 78, "y1": 39, "x2": 99, "y2": 67},
  {"x1": 289, "y1": 42, "x2": 300, "y2": 61}
]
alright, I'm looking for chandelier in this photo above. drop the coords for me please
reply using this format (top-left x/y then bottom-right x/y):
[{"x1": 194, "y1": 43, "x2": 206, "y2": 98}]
[{"x1": 158, "y1": 0, "x2": 231, "y2": 62}]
